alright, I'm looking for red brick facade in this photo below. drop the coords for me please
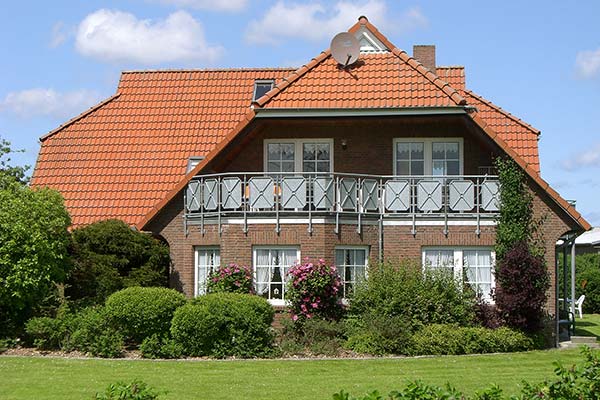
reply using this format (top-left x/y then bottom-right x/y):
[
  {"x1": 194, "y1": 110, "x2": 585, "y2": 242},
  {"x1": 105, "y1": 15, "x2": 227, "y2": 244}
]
[{"x1": 146, "y1": 115, "x2": 578, "y2": 316}]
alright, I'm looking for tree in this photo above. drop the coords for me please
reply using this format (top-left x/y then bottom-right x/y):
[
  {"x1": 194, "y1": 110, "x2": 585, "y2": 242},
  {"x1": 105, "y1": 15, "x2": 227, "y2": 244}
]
[
  {"x1": 493, "y1": 158, "x2": 549, "y2": 333},
  {"x1": 0, "y1": 173, "x2": 71, "y2": 336},
  {"x1": 0, "y1": 137, "x2": 29, "y2": 184},
  {"x1": 67, "y1": 219, "x2": 170, "y2": 305}
]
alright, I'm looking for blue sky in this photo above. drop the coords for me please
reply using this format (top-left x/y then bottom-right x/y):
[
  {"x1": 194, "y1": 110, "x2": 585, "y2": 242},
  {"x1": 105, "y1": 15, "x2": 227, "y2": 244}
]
[{"x1": 1, "y1": 0, "x2": 599, "y2": 226}]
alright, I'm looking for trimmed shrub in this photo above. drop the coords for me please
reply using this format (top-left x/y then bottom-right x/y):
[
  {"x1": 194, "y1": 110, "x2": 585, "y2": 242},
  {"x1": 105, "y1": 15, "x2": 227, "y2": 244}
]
[
  {"x1": 576, "y1": 253, "x2": 600, "y2": 313},
  {"x1": 104, "y1": 287, "x2": 186, "y2": 343},
  {"x1": 67, "y1": 306, "x2": 124, "y2": 358},
  {"x1": 494, "y1": 241, "x2": 549, "y2": 333},
  {"x1": 408, "y1": 324, "x2": 534, "y2": 356},
  {"x1": 171, "y1": 293, "x2": 274, "y2": 358},
  {"x1": 346, "y1": 261, "x2": 476, "y2": 355},
  {"x1": 207, "y1": 264, "x2": 253, "y2": 294},
  {"x1": 286, "y1": 258, "x2": 343, "y2": 323},
  {"x1": 139, "y1": 334, "x2": 183, "y2": 359},
  {"x1": 67, "y1": 219, "x2": 171, "y2": 305},
  {"x1": 95, "y1": 380, "x2": 160, "y2": 400}
]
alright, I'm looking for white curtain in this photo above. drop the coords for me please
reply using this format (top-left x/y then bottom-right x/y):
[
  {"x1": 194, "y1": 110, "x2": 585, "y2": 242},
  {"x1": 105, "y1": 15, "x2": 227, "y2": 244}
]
[
  {"x1": 281, "y1": 249, "x2": 299, "y2": 282},
  {"x1": 196, "y1": 249, "x2": 220, "y2": 296},
  {"x1": 464, "y1": 250, "x2": 492, "y2": 300},
  {"x1": 255, "y1": 250, "x2": 271, "y2": 296}
]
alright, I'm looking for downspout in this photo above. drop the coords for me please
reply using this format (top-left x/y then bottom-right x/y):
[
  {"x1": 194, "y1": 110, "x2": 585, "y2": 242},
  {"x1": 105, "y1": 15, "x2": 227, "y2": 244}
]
[{"x1": 571, "y1": 241, "x2": 577, "y2": 317}]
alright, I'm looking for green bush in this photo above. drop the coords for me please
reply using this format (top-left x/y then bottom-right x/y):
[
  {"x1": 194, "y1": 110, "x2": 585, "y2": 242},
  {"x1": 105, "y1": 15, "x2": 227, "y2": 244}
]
[
  {"x1": 95, "y1": 380, "x2": 160, "y2": 400},
  {"x1": 207, "y1": 264, "x2": 253, "y2": 294},
  {"x1": 66, "y1": 307, "x2": 123, "y2": 358},
  {"x1": 346, "y1": 261, "x2": 476, "y2": 355},
  {"x1": 408, "y1": 324, "x2": 534, "y2": 356},
  {"x1": 171, "y1": 293, "x2": 274, "y2": 358},
  {"x1": 576, "y1": 253, "x2": 600, "y2": 313},
  {"x1": 104, "y1": 287, "x2": 186, "y2": 344},
  {"x1": 279, "y1": 317, "x2": 345, "y2": 356},
  {"x1": 140, "y1": 334, "x2": 183, "y2": 359},
  {"x1": 67, "y1": 219, "x2": 171, "y2": 305},
  {"x1": 25, "y1": 317, "x2": 67, "y2": 350}
]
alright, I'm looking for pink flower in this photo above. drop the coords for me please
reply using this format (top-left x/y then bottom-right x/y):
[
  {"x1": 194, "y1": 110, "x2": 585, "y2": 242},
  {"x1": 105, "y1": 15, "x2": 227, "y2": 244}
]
[
  {"x1": 291, "y1": 314, "x2": 298, "y2": 321},
  {"x1": 311, "y1": 302, "x2": 319, "y2": 309}
]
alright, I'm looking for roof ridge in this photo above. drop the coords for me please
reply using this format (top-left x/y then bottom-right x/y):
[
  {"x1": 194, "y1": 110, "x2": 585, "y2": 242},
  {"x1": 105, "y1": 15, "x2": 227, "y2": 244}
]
[
  {"x1": 354, "y1": 18, "x2": 466, "y2": 106},
  {"x1": 464, "y1": 89, "x2": 540, "y2": 135},
  {"x1": 254, "y1": 51, "x2": 332, "y2": 108},
  {"x1": 121, "y1": 67, "x2": 296, "y2": 74},
  {"x1": 437, "y1": 65, "x2": 465, "y2": 69},
  {"x1": 40, "y1": 93, "x2": 121, "y2": 142}
]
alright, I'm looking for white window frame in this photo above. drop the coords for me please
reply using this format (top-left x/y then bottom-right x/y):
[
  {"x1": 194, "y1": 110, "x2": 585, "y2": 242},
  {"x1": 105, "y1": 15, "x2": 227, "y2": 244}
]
[
  {"x1": 194, "y1": 246, "x2": 220, "y2": 297},
  {"x1": 393, "y1": 138, "x2": 464, "y2": 175},
  {"x1": 422, "y1": 247, "x2": 495, "y2": 302},
  {"x1": 335, "y1": 246, "x2": 369, "y2": 299},
  {"x1": 264, "y1": 138, "x2": 334, "y2": 173},
  {"x1": 252, "y1": 246, "x2": 301, "y2": 306},
  {"x1": 253, "y1": 80, "x2": 275, "y2": 102}
]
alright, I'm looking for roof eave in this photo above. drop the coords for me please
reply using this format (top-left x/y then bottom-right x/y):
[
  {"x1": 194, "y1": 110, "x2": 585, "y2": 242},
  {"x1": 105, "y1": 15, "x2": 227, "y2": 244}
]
[{"x1": 254, "y1": 107, "x2": 468, "y2": 119}]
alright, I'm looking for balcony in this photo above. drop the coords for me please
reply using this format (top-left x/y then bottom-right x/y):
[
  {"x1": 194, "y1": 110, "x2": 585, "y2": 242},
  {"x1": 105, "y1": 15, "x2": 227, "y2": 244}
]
[{"x1": 184, "y1": 172, "x2": 500, "y2": 235}]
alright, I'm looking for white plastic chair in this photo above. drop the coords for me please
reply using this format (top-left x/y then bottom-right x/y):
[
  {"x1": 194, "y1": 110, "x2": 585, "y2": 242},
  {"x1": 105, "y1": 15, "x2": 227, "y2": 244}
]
[{"x1": 573, "y1": 295, "x2": 585, "y2": 318}]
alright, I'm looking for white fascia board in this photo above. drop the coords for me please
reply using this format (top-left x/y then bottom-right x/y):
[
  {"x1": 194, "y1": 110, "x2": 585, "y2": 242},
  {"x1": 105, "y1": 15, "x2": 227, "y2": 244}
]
[{"x1": 254, "y1": 107, "x2": 467, "y2": 119}]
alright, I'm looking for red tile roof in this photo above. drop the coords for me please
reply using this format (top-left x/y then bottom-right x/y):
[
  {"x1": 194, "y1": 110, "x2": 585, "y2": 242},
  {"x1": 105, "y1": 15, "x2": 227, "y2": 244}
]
[
  {"x1": 31, "y1": 69, "x2": 293, "y2": 227},
  {"x1": 31, "y1": 17, "x2": 588, "y2": 231},
  {"x1": 436, "y1": 66, "x2": 541, "y2": 173}
]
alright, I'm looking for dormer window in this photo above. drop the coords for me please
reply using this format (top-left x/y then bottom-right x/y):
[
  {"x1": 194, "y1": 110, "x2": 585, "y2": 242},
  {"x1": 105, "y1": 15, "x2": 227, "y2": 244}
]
[
  {"x1": 187, "y1": 156, "x2": 204, "y2": 173},
  {"x1": 253, "y1": 80, "x2": 275, "y2": 102}
]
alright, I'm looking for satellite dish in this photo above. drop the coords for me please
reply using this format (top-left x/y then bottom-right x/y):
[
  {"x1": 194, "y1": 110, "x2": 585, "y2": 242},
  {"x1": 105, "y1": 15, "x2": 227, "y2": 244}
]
[{"x1": 330, "y1": 32, "x2": 360, "y2": 67}]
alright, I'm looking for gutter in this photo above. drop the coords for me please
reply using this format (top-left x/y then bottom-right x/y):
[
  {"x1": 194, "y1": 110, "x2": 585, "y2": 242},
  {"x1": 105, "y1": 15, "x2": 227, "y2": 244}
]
[{"x1": 254, "y1": 106, "x2": 468, "y2": 119}]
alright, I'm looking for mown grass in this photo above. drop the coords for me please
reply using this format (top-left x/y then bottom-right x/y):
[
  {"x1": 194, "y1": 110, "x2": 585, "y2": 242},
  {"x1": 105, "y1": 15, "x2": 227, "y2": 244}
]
[
  {"x1": 574, "y1": 313, "x2": 600, "y2": 338},
  {"x1": 0, "y1": 349, "x2": 587, "y2": 399}
]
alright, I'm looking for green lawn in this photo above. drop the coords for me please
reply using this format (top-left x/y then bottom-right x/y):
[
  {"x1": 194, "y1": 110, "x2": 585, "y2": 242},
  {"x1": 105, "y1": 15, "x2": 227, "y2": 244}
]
[
  {"x1": 0, "y1": 349, "x2": 588, "y2": 399},
  {"x1": 575, "y1": 313, "x2": 600, "y2": 338}
]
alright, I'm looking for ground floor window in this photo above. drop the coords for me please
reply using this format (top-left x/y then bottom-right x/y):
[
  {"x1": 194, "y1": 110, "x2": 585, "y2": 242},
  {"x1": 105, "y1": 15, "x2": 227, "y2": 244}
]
[
  {"x1": 422, "y1": 247, "x2": 495, "y2": 302},
  {"x1": 253, "y1": 247, "x2": 300, "y2": 305},
  {"x1": 194, "y1": 247, "x2": 220, "y2": 296},
  {"x1": 335, "y1": 247, "x2": 369, "y2": 298}
]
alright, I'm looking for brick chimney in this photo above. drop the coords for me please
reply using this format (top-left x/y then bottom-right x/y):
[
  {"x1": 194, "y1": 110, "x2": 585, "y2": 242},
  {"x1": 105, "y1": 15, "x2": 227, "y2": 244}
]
[{"x1": 413, "y1": 45, "x2": 436, "y2": 73}]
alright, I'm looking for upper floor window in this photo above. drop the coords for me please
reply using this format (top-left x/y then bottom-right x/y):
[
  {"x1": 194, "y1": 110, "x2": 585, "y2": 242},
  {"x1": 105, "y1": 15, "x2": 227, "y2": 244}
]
[
  {"x1": 187, "y1": 156, "x2": 204, "y2": 173},
  {"x1": 253, "y1": 80, "x2": 275, "y2": 102},
  {"x1": 264, "y1": 139, "x2": 333, "y2": 174},
  {"x1": 394, "y1": 138, "x2": 463, "y2": 176}
]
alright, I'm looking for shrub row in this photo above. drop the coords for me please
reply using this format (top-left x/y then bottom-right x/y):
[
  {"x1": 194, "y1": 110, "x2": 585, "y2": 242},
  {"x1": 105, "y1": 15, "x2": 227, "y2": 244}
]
[{"x1": 25, "y1": 287, "x2": 275, "y2": 359}]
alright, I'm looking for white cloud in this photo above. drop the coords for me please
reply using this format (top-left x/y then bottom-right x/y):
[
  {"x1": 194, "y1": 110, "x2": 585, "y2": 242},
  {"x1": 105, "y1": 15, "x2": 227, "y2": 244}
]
[
  {"x1": 50, "y1": 21, "x2": 67, "y2": 48},
  {"x1": 75, "y1": 9, "x2": 223, "y2": 65},
  {"x1": 562, "y1": 143, "x2": 600, "y2": 171},
  {"x1": 149, "y1": 0, "x2": 247, "y2": 12},
  {"x1": 0, "y1": 88, "x2": 102, "y2": 119},
  {"x1": 575, "y1": 48, "x2": 600, "y2": 79},
  {"x1": 245, "y1": 1, "x2": 427, "y2": 45}
]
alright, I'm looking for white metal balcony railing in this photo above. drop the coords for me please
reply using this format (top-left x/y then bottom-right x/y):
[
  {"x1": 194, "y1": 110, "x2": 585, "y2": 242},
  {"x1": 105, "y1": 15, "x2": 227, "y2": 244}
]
[{"x1": 184, "y1": 172, "x2": 500, "y2": 235}]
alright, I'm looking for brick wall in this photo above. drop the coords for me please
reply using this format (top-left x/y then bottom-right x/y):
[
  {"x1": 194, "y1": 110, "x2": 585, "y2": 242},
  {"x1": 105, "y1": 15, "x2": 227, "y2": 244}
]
[{"x1": 146, "y1": 115, "x2": 579, "y2": 316}]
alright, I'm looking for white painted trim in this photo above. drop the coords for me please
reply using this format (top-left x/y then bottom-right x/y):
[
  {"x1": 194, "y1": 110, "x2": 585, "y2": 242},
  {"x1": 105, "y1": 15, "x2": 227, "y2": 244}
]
[
  {"x1": 194, "y1": 217, "x2": 496, "y2": 226},
  {"x1": 393, "y1": 137, "x2": 464, "y2": 175},
  {"x1": 355, "y1": 26, "x2": 388, "y2": 52},
  {"x1": 263, "y1": 138, "x2": 334, "y2": 173}
]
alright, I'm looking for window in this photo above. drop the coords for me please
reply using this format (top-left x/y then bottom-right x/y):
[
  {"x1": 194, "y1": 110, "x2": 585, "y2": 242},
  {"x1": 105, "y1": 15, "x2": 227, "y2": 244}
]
[
  {"x1": 253, "y1": 80, "x2": 275, "y2": 102},
  {"x1": 394, "y1": 138, "x2": 463, "y2": 176},
  {"x1": 253, "y1": 247, "x2": 300, "y2": 305},
  {"x1": 187, "y1": 156, "x2": 204, "y2": 173},
  {"x1": 335, "y1": 247, "x2": 369, "y2": 298},
  {"x1": 194, "y1": 247, "x2": 220, "y2": 296},
  {"x1": 422, "y1": 247, "x2": 495, "y2": 302},
  {"x1": 265, "y1": 139, "x2": 333, "y2": 173}
]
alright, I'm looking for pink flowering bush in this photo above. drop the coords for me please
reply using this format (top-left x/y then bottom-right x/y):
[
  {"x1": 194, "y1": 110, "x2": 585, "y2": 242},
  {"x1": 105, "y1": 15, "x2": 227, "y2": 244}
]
[
  {"x1": 286, "y1": 258, "x2": 343, "y2": 323},
  {"x1": 207, "y1": 264, "x2": 253, "y2": 294}
]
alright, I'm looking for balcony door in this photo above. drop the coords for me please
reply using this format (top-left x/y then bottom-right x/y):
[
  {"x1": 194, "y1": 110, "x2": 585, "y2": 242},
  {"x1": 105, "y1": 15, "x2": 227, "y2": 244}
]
[{"x1": 394, "y1": 138, "x2": 463, "y2": 176}]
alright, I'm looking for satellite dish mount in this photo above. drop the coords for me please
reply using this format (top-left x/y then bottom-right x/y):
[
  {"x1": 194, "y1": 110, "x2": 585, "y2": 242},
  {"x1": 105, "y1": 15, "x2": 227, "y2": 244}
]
[{"x1": 330, "y1": 32, "x2": 360, "y2": 68}]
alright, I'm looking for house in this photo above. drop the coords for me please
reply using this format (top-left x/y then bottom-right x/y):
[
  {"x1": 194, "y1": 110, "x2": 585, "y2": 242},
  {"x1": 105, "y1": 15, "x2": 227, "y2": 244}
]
[
  {"x1": 32, "y1": 17, "x2": 590, "y2": 312},
  {"x1": 575, "y1": 227, "x2": 600, "y2": 255}
]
